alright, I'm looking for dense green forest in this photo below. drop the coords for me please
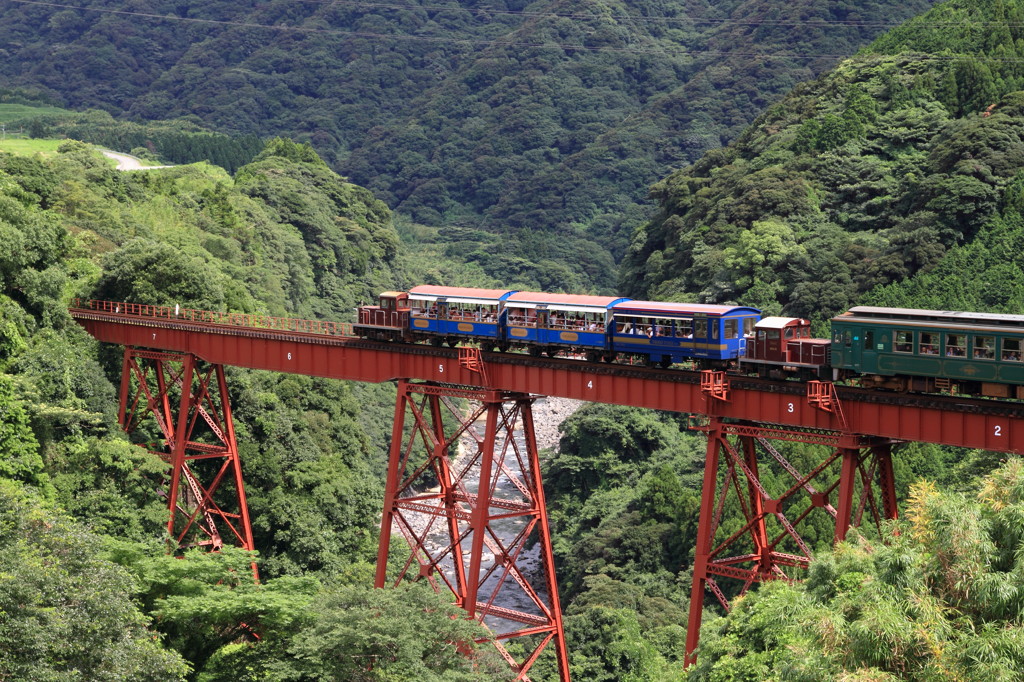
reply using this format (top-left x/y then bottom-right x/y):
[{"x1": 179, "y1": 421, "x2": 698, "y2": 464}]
[
  {"x1": 1, "y1": 0, "x2": 939, "y2": 290},
  {"x1": 0, "y1": 138, "x2": 523, "y2": 679},
  {"x1": 6, "y1": 0, "x2": 1024, "y2": 679},
  {"x1": 624, "y1": 0, "x2": 1024, "y2": 322}
]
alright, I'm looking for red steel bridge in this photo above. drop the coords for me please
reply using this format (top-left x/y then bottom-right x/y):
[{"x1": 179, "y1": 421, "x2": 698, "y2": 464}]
[{"x1": 70, "y1": 300, "x2": 1024, "y2": 680}]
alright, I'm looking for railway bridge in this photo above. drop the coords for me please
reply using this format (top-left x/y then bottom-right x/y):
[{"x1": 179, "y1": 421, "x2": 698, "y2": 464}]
[{"x1": 70, "y1": 300, "x2": 1024, "y2": 681}]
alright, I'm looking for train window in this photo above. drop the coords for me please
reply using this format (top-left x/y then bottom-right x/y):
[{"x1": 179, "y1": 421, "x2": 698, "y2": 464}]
[
  {"x1": 894, "y1": 331, "x2": 913, "y2": 353},
  {"x1": 973, "y1": 336, "x2": 995, "y2": 360},
  {"x1": 725, "y1": 320, "x2": 738, "y2": 339},
  {"x1": 784, "y1": 327, "x2": 794, "y2": 339},
  {"x1": 676, "y1": 319, "x2": 693, "y2": 338},
  {"x1": 744, "y1": 318, "x2": 755, "y2": 336},
  {"x1": 694, "y1": 320, "x2": 708, "y2": 338},
  {"x1": 615, "y1": 316, "x2": 639, "y2": 334},
  {"x1": 1002, "y1": 339, "x2": 1023, "y2": 362},
  {"x1": 918, "y1": 332, "x2": 938, "y2": 355},
  {"x1": 507, "y1": 309, "x2": 535, "y2": 326},
  {"x1": 945, "y1": 334, "x2": 966, "y2": 357},
  {"x1": 865, "y1": 331, "x2": 874, "y2": 348},
  {"x1": 843, "y1": 331, "x2": 852, "y2": 347}
]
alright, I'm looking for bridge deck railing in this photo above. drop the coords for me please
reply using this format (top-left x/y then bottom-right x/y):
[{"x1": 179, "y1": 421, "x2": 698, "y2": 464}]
[{"x1": 70, "y1": 299, "x2": 355, "y2": 338}]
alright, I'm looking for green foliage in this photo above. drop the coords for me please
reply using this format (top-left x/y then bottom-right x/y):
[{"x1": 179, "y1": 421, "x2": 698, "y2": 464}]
[
  {"x1": 0, "y1": 135, "x2": 410, "y2": 677},
  {"x1": 10, "y1": 109, "x2": 263, "y2": 172},
  {"x1": 625, "y1": 0, "x2": 1024, "y2": 322},
  {"x1": 690, "y1": 461, "x2": 1024, "y2": 680},
  {"x1": 0, "y1": 0, "x2": 939, "y2": 290},
  {"x1": 0, "y1": 373, "x2": 47, "y2": 490},
  {"x1": 539, "y1": 405, "x2": 709, "y2": 677},
  {"x1": 0, "y1": 480, "x2": 190, "y2": 680},
  {"x1": 49, "y1": 437, "x2": 169, "y2": 540},
  {"x1": 96, "y1": 238, "x2": 228, "y2": 309},
  {"x1": 563, "y1": 606, "x2": 679, "y2": 682},
  {"x1": 285, "y1": 582, "x2": 512, "y2": 681}
]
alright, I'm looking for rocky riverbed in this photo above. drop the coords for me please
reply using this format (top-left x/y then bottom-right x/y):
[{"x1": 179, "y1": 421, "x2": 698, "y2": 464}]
[{"x1": 531, "y1": 396, "x2": 583, "y2": 453}]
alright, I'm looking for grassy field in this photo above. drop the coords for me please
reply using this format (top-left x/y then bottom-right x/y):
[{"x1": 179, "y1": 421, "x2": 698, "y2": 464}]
[
  {"x1": 0, "y1": 103, "x2": 70, "y2": 123},
  {"x1": 0, "y1": 138, "x2": 65, "y2": 156}
]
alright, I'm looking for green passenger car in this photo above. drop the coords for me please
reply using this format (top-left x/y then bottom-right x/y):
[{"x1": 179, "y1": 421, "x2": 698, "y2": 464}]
[{"x1": 831, "y1": 307, "x2": 1024, "y2": 398}]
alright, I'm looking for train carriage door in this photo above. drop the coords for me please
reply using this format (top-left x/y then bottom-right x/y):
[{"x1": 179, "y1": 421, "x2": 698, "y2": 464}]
[
  {"x1": 435, "y1": 298, "x2": 449, "y2": 336},
  {"x1": 843, "y1": 327, "x2": 860, "y2": 370},
  {"x1": 857, "y1": 328, "x2": 876, "y2": 371},
  {"x1": 537, "y1": 307, "x2": 550, "y2": 328}
]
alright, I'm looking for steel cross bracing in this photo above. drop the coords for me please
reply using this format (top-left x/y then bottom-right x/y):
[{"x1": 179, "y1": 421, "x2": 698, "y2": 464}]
[
  {"x1": 375, "y1": 380, "x2": 569, "y2": 681},
  {"x1": 68, "y1": 301, "x2": 1024, "y2": 673},
  {"x1": 118, "y1": 347, "x2": 256, "y2": 577},
  {"x1": 683, "y1": 418, "x2": 898, "y2": 665}
]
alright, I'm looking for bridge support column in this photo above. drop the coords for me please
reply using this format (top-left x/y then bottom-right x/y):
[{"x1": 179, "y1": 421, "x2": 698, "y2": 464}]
[
  {"x1": 684, "y1": 419, "x2": 898, "y2": 665},
  {"x1": 835, "y1": 442, "x2": 899, "y2": 543},
  {"x1": 118, "y1": 347, "x2": 256, "y2": 572},
  {"x1": 376, "y1": 380, "x2": 570, "y2": 682}
]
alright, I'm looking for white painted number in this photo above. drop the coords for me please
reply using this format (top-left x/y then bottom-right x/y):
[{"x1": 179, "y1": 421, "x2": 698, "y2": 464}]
[
  {"x1": 439, "y1": 364, "x2": 444, "y2": 373},
  {"x1": 995, "y1": 425, "x2": 1003, "y2": 437},
  {"x1": 587, "y1": 381, "x2": 593, "y2": 389},
  {"x1": 287, "y1": 352, "x2": 292, "y2": 360},
  {"x1": 787, "y1": 402, "x2": 795, "y2": 413},
  {"x1": 152, "y1": 333, "x2": 156, "y2": 340}
]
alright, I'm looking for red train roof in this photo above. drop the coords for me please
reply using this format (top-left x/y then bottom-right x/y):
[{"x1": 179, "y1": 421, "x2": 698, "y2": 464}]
[
  {"x1": 408, "y1": 285, "x2": 516, "y2": 301},
  {"x1": 505, "y1": 292, "x2": 629, "y2": 310},
  {"x1": 613, "y1": 301, "x2": 760, "y2": 316}
]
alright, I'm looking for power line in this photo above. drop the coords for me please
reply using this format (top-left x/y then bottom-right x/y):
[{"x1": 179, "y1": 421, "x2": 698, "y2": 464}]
[{"x1": 9, "y1": 0, "x2": 1024, "y2": 62}]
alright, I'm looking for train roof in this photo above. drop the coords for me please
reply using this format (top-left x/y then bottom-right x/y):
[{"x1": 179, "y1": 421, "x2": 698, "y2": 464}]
[
  {"x1": 755, "y1": 316, "x2": 809, "y2": 329},
  {"x1": 613, "y1": 301, "x2": 761, "y2": 317},
  {"x1": 837, "y1": 306, "x2": 1024, "y2": 327},
  {"x1": 504, "y1": 292, "x2": 630, "y2": 312},
  {"x1": 407, "y1": 285, "x2": 516, "y2": 305}
]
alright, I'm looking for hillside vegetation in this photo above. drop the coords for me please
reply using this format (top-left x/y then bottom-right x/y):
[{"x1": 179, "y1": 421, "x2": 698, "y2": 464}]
[
  {"x1": 6, "y1": 0, "x2": 1024, "y2": 679},
  {"x1": 0, "y1": 138, "x2": 514, "y2": 679},
  {"x1": 623, "y1": 0, "x2": 1024, "y2": 320},
  {"x1": 1, "y1": 0, "x2": 938, "y2": 290}
]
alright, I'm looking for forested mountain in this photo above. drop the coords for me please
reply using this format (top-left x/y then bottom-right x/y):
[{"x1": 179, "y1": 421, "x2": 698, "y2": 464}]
[
  {"x1": 0, "y1": 139, "x2": 521, "y2": 679},
  {"x1": 8, "y1": 0, "x2": 1024, "y2": 678},
  {"x1": 690, "y1": 464, "x2": 1024, "y2": 679},
  {"x1": 623, "y1": 0, "x2": 1024, "y2": 321},
  {"x1": 2, "y1": 0, "x2": 938, "y2": 290}
]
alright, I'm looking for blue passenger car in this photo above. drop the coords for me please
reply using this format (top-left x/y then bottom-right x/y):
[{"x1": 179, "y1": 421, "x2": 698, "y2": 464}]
[
  {"x1": 407, "y1": 285, "x2": 516, "y2": 346},
  {"x1": 503, "y1": 292, "x2": 629, "y2": 358},
  {"x1": 609, "y1": 301, "x2": 760, "y2": 367}
]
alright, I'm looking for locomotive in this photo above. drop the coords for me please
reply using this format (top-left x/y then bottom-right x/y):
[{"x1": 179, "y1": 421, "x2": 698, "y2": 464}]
[{"x1": 355, "y1": 285, "x2": 1024, "y2": 399}]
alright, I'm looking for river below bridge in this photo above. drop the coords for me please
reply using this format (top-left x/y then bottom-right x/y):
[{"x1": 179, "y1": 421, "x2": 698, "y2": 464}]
[{"x1": 394, "y1": 396, "x2": 581, "y2": 631}]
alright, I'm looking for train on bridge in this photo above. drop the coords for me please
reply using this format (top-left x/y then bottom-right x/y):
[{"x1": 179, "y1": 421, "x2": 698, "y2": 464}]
[{"x1": 355, "y1": 285, "x2": 1024, "y2": 400}]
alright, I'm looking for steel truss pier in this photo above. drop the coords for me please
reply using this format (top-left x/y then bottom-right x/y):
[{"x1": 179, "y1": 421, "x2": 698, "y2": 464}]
[
  {"x1": 685, "y1": 417, "x2": 898, "y2": 664},
  {"x1": 118, "y1": 347, "x2": 256, "y2": 575},
  {"x1": 375, "y1": 380, "x2": 569, "y2": 681}
]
